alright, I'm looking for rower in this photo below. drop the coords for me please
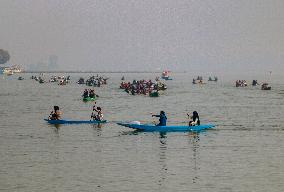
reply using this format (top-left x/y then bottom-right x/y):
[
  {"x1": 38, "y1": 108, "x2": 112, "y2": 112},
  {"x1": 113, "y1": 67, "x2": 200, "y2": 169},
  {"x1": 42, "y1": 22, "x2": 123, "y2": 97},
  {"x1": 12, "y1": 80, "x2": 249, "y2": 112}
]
[
  {"x1": 187, "y1": 111, "x2": 200, "y2": 126},
  {"x1": 83, "y1": 89, "x2": 89, "y2": 98},
  {"x1": 152, "y1": 111, "x2": 167, "y2": 126},
  {"x1": 89, "y1": 89, "x2": 95, "y2": 98},
  {"x1": 91, "y1": 103, "x2": 104, "y2": 121},
  {"x1": 49, "y1": 106, "x2": 62, "y2": 120}
]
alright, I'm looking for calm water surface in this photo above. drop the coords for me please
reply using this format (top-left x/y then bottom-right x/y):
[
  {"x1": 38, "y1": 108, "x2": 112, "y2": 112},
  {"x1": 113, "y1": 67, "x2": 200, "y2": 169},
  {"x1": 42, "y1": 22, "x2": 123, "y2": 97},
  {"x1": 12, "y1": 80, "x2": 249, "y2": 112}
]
[{"x1": 0, "y1": 73, "x2": 283, "y2": 192}]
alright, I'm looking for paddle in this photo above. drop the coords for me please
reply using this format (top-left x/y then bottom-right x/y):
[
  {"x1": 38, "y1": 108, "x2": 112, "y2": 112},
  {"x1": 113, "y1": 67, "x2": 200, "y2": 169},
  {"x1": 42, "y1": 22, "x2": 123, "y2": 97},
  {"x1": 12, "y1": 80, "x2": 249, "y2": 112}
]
[
  {"x1": 186, "y1": 113, "x2": 191, "y2": 126},
  {"x1": 150, "y1": 112, "x2": 157, "y2": 125}
]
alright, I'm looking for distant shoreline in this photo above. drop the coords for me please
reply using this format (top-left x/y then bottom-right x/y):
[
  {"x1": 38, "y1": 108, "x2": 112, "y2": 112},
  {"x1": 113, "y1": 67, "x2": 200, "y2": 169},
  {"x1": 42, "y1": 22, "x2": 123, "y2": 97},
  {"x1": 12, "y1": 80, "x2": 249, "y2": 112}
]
[{"x1": 23, "y1": 71, "x2": 185, "y2": 74}]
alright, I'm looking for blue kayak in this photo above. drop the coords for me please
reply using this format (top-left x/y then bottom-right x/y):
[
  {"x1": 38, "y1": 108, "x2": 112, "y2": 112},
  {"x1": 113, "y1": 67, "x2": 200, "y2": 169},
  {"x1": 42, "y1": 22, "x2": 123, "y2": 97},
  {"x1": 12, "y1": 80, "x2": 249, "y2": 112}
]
[
  {"x1": 44, "y1": 119, "x2": 107, "y2": 124},
  {"x1": 117, "y1": 123, "x2": 214, "y2": 132}
]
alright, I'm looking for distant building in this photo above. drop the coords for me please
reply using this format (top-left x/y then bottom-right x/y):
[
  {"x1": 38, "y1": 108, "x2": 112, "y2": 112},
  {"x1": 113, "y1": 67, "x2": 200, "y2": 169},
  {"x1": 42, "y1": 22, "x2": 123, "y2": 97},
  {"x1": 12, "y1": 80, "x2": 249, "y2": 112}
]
[
  {"x1": 48, "y1": 55, "x2": 58, "y2": 69},
  {"x1": 27, "y1": 55, "x2": 59, "y2": 71},
  {"x1": 30, "y1": 62, "x2": 49, "y2": 71}
]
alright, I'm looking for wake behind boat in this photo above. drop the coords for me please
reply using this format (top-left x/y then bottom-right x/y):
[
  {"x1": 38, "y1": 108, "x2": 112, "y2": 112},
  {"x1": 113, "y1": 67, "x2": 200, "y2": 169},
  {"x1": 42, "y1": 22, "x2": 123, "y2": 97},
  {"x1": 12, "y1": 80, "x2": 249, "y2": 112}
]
[
  {"x1": 117, "y1": 122, "x2": 214, "y2": 132},
  {"x1": 44, "y1": 119, "x2": 107, "y2": 124}
]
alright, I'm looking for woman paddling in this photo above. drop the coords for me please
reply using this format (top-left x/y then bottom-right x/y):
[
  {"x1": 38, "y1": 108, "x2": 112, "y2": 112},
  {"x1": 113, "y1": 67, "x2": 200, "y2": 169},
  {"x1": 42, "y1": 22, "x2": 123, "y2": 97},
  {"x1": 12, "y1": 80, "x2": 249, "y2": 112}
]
[
  {"x1": 187, "y1": 111, "x2": 200, "y2": 126},
  {"x1": 152, "y1": 111, "x2": 167, "y2": 126},
  {"x1": 49, "y1": 106, "x2": 62, "y2": 120}
]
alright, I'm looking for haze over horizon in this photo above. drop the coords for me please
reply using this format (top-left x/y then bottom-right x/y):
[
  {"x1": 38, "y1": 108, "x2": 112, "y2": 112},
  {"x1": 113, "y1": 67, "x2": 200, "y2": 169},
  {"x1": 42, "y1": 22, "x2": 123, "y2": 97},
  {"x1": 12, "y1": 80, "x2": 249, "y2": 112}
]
[{"x1": 0, "y1": 0, "x2": 283, "y2": 74}]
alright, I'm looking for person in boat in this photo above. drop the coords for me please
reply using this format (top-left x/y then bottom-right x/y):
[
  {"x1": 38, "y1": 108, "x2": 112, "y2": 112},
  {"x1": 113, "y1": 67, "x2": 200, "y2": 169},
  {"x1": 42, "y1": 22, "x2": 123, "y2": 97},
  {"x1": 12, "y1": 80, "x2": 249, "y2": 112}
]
[
  {"x1": 89, "y1": 89, "x2": 95, "y2": 98},
  {"x1": 91, "y1": 104, "x2": 104, "y2": 121},
  {"x1": 187, "y1": 111, "x2": 200, "y2": 126},
  {"x1": 83, "y1": 89, "x2": 89, "y2": 98},
  {"x1": 252, "y1": 80, "x2": 258, "y2": 86},
  {"x1": 152, "y1": 111, "x2": 167, "y2": 126},
  {"x1": 261, "y1": 83, "x2": 271, "y2": 90},
  {"x1": 214, "y1": 76, "x2": 218, "y2": 81},
  {"x1": 49, "y1": 106, "x2": 62, "y2": 120}
]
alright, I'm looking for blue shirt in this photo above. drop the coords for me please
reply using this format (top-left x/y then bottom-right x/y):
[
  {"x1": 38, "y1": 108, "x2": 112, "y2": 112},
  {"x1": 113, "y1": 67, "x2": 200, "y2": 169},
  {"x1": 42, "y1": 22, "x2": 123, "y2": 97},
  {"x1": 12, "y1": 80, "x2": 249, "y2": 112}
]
[{"x1": 154, "y1": 114, "x2": 167, "y2": 126}]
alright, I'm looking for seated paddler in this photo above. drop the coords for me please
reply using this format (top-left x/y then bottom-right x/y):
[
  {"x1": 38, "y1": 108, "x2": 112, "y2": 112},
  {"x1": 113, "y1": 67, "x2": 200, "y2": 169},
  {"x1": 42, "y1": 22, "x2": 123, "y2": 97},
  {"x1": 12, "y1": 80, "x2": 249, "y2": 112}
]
[
  {"x1": 187, "y1": 111, "x2": 200, "y2": 126},
  {"x1": 49, "y1": 106, "x2": 62, "y2": 120},
  {"x1": 152, "y1": 111, "x2": 167, "y2": 126}
]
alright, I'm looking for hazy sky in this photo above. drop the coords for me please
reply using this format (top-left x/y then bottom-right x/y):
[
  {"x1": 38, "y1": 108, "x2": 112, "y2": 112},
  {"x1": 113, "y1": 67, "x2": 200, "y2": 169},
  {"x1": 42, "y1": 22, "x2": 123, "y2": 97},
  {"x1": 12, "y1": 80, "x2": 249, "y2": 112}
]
[{"x1": 0, "y1": 0, "x2": 283, "y2": 72}]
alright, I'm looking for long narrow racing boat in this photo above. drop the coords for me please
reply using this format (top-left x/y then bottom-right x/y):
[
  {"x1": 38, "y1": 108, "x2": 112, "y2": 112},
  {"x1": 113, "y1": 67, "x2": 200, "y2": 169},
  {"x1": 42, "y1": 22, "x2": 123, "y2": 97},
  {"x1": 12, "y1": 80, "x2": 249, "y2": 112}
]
[
  {"x1": 44, "y1": 119, "x2": 107, "y2": 124},
  {"x1": 117, "y1": 122, "x2": 214, "y2": 132}
]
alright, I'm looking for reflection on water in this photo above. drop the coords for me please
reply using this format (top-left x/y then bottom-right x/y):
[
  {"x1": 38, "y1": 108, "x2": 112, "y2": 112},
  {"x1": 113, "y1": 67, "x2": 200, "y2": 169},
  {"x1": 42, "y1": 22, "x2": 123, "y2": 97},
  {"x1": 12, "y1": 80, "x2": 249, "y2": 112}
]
[
  {"x1": 187, "y1": 132, "x2": 200, "y2": 184},
  {"x1": 53, "y1": 124, "x2": 61, "y2": 130},
  {"x1": 118, "y1": 130, "x2": 141, "y2": 136},
  {"x1": 157, "y1": 132, "x2": 202, "y2": 187},
  {"x1": 158, "y1": 133, "x2": 167, "y2": 186},
  {"x1": 159, "y1": 132, "x2": 167, "y2": 140},
  {"x1": 47, "y1": 124, "x2": 61, "y2": 134},
  {"x1": 94, "y1": 123, "x2": 103, "y2": 129},
  {"x1": 92, "y1": 124, "x2": 103, "y2": 136}
]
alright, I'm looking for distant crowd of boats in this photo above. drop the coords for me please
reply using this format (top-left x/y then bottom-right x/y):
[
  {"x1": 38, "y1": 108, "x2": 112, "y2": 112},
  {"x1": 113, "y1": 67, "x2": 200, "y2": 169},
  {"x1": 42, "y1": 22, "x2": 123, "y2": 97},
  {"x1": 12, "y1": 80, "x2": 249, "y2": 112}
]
[
  {"x1": 30, "y1": 74, "x2": 71, "y2": 85},
  {"x1": 77, "y1": 75, "x2": 108, "y2": 87},
  {"x1": 235, "y1": 80, "x2": 271, "y2": 90},
  {"x1": 27, "y1": 74, "x2": 108, "y2": 87},
  {"x1": 120, "y1": 78, "x2": 167, "y2": 97},
  {"x1": 3, "y1": 68, "x2": 272, "y2": 91},
  {"x1": 192, "y1": 76, "x2": 218, "y2": 84}
]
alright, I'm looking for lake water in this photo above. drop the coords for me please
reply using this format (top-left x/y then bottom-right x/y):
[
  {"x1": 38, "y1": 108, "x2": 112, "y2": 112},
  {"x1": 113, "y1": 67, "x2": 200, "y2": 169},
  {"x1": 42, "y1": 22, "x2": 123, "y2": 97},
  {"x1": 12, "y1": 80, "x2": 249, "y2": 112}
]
[{"x1": 0, "y1": 72, "x2": 283, "y2": 192}]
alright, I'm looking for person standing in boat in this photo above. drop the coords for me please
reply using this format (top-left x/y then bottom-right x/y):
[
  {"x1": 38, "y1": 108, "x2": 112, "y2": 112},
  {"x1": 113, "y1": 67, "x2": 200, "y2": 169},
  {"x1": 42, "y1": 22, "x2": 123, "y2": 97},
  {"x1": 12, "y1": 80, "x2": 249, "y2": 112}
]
[
  {"x1": 187, "y1": 111, "x2": 200, "y2": 126},
  {"x1": 152, "y1": 111, "x2": 167, "y2": 126},
  {"x1": 49, "y1": 106, "x2": 62, "y2": 120}
]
